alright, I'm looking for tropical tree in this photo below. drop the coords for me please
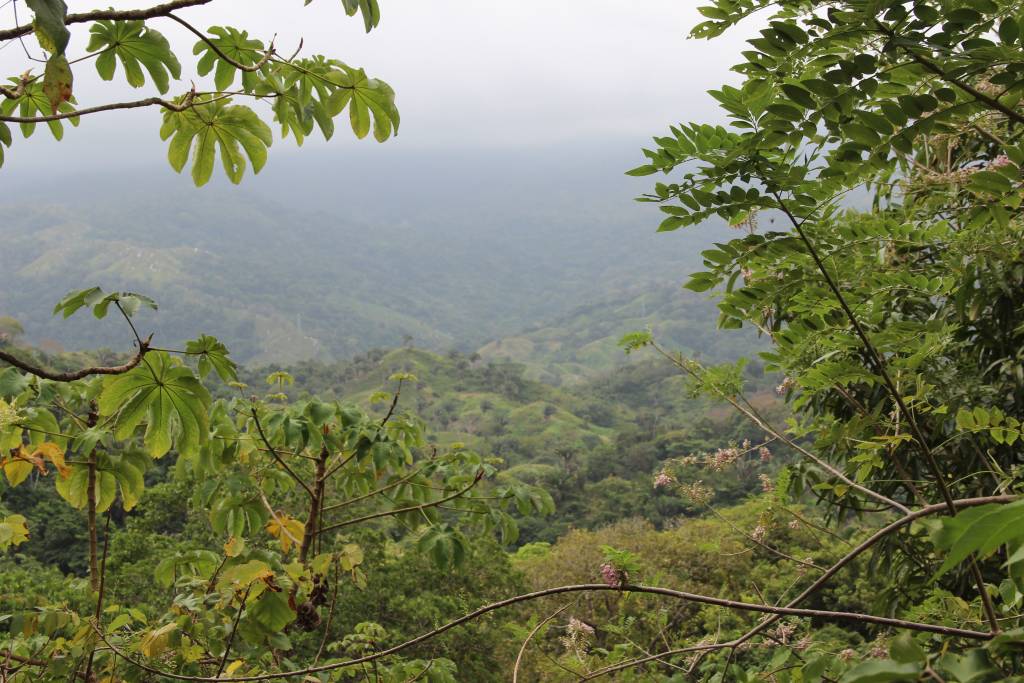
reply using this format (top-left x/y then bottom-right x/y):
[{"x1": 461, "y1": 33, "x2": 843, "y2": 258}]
[
  {"x1": 0, "y1": 0, "x2": 399, "y2": 185},
  {"x1": 620, "y1": 0, "x2": 1024, "y2": 678}
]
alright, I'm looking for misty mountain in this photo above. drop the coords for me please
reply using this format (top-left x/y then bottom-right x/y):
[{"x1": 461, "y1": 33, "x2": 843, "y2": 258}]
[{"x1": 0, "y1": 143, "x2": 733, "y2": 364}]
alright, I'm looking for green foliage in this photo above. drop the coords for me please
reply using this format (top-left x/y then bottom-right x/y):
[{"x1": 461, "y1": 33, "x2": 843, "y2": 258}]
[
  {"x1": 4, "y1": 0, "x2": 399, "y2": 184},
  {"x1": 87, "y1": 20, "x2": 181, "y2": 93}
]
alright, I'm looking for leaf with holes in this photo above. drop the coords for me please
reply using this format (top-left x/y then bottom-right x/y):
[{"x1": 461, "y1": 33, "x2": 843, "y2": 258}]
[{"x1": 41, "y1": 54, "x2": 72, "y2": 111}]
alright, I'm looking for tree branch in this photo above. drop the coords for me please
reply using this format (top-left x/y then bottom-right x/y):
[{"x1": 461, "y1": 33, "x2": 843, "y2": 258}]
[
  {"x1": 165, "y1": 13, "x2": 276, "y2": 72},
  {"x1": 249, "y1": 406, "x2": 315, "y2": 498},
  {"x1": 0, "y1": 0, "x2": 215, "y2": 42},
  {"x1": 581, "y1": 494, "x2": 1018, "y2": 680},
  {"x1": 0, "y1": 90, "x2": 212, "y2": 124},
  {"x1": 0, "y1": 338, "x2": 149, "y2": 382},
  {"x1": 93, "y1": 582, "x2": 992, "y2": 682},
  {"x1": 771, "y1": 190, "x2": 1001, "y2": 631},
  {"x1": 316, "y1": 470, "x2": 485, "y2": 536},
  {"x1": 513, "y1": 603, "x2": 572, "y2": 683}
]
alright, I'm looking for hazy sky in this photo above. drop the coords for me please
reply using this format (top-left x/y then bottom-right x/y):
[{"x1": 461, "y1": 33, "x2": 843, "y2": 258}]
[{"x1": 0, "y1": 1, "x2": 753, "y2": 174}]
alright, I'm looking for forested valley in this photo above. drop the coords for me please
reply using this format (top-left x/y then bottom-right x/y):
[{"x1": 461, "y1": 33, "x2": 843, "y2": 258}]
[{"x1": 3, "y1": 0, "x2": 1024, "y2": 681}]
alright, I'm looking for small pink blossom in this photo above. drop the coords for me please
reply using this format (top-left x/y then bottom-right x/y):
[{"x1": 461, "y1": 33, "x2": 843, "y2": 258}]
[
  {"x1": 709, "y1": 447, "x2": 740, "y2": 471},
  {"x1": 759, "y1": 473, "x2": 774, "y2": 493},
  {"x1": 653, "y1": 471, "x2": 674, "y2": 489},
  {"x1": 990, "y1": 154, "x2": 1012, "y2": 168},
  {"x1": 788, "y1": 519, "x2": 800, "y2": 530},
  {"x1": 775, "y1": 377, "x2": 794, "y2": 395},
  {"x1": 600, "y1": 563, "x2": 622, "y2": 588},
  {"x1": 751, "y1": 524, "x2": 768, "y2": 543},
  {"x1": 758, "y1": 446, "x2": 772, "y2": 462},
  {"x1": 794, "y1": 635, "x2": 813, "y2": 651},
  {"x1": 567, "y1": 617, "x2": 594, "y2": 636}
]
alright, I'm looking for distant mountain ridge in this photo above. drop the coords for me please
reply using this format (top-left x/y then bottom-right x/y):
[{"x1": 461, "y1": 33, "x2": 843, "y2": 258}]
[
  {"x1": 476, "y1": 283, "x2": 763, "y2": 385},
  {"x1": 0, "y1": 146, "x2": 735, "y2": 365}
]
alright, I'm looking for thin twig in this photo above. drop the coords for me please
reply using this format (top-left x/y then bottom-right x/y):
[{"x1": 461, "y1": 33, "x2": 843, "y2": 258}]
[{"x1": 512, "y1": 603, "x2": 572, "y2": 683}]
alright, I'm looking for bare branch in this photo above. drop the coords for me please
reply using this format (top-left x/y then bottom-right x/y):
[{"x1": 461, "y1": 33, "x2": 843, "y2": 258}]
[
  {"x1": 249, "y1": 406, "x2": 315, "y2": 498},
  {"x1": 93, "y1": 582, "x2": 993, "y2": 682},
  {"x1": 0, "y1": 0, "x2": 215, "y2": 42},
  {"x1": 580, "y1": 494, "x2": 1018, "y2": 680},
  {"x1": 316, "y1": 470, "x2": 485, "y2": 536},
  {"x1": 165, "y1": 13, "x2": 276, "y2": 72},
  {"x1": 0, "y1": 337, "x2": 150, "y2": 382},
  {"x1": 0, "y1": 90, "x2": 211, "y2": 124},
  {"x1": 650, "y1": 340, "x2": 910, "y2": 514},
  {"x1": 513, "y1": 603, "x2": 572, "y2": 683}
]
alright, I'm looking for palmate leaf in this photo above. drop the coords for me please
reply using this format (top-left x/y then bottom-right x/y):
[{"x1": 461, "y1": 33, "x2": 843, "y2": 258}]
[
  {"x1": 186, "y1": 334, "x2": 237, "y2": 382},
  {"x1": 930, "y1": 500, "x2": 1024, "y2": 579},
  {"x1": 87, "y1": 20, "x2": 181, "y2": 94},
  {"x1": 98, "y1": 351, "x2": 211, "y2": 459},
  {"x1": 343, "y1": 69, "x2": 399, "y2": 142},
  {"x1": 0, "y1": 79, "x2": 78, "y2": 139},
  {"x1": 53, "y1": 287, "x2": 157, "y2": 319},
  {"x1": 160, "y1": 98, "x2": 272, "y2": 186},
  {"x1": 193, "y1": 26, "x2": 264, "y2": 92}
]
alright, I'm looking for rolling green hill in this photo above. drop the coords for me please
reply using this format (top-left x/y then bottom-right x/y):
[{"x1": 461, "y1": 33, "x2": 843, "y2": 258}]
[
  {"x1": 475, "y1": 283, "x2": 763, "y2": 385},
  {"x1": 0, "y1": 148, "x2": 735, "y2": 366}
]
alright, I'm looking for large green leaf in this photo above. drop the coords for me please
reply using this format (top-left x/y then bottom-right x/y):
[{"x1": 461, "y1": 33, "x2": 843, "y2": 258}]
[
  {"x1": 25, "y1": 0, "x2": 69, "y2": 55},
  {"x1": 0, "y1": 78, "x2": 78, "y2": 139},
  {"x1": 193, "y1": 26, "x2": 264, "y2": 92},
  {"x1": 87, "y1": 20, "x2": 182, "y2": 94},
  {"x1": 838, "y1": 660, "x2": 923, "y2": 683},
  {"x1": 160, "y1": 98, "x2": 272, "y2": 186},
  {"x1": 930, "y1": 500, "x2": 1024, "y2": 579},
  {"x1": 185, "y1": 335, "x2": 237, "y2": 382},
  {"x1": 55, "y1": 464, "x2": 117, "y2": 512},
  {"x1": 98, "y1": 351, "x2": 211, "y2": 459},
  {"x1": 249, "y1": 590, "x2": 296, "y2": 631}
]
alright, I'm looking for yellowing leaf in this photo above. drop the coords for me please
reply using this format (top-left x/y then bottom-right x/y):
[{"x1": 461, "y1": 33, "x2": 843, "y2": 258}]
[
  {"x1": 34, "y1": 442, "x2": 70, "y2": 478},
  {"x1": 2, "y1": 456, "x2": 33, "y2": 486},
  {"x1": 139, "y1": 622, "x2": 177, "y2": 658},
  {"x1": 217, "y1": 560, "x2": 273, "y2": 592},
  {"x1": 224, "y1": 535, "x2": 245, "y2": 558},
  {"x1": 265, "y1": 514, "x2": 304, "y2": 554},
  {"x1": 0, "y1": 514, "x2": 29, "y2": 550},
  {"x1": 339, "y1": 543, "x2": 364, "y2": 571},
  {"x1": 225, "y1": 660, "x2": 245, "y2": 675}
]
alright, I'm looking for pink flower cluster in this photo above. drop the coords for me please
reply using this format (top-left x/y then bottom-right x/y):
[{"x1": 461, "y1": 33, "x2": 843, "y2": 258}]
[
  {"x1": 775, "y1": 377, "x2": 795, "y2": 395},
  {"x1": 759, "y1": 473, "x2": 774, "y2": 493},
  {"x1": 990, "y1": 154, "x2": 1012, "y2": 169},
  {"x1": 678, "y1": 481, "x2": 714, "y2": 506},
  {"x1": 653, "y1": 471, "x2": 674, "y2": 489},
  {"x1": 567, "y1": 617, "x2": 594, "y2": 637},
  {"x1": 600, "y1": 563, "x2": 623, "y2": 588},
  {"x1": 709, "y1": 447, "x2": 740, "y2": 471}
]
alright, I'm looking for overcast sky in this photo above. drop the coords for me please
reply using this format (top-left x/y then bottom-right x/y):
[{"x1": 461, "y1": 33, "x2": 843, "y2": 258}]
[{"x1": 0, "y1": 1, "x2": 753, "y2": 175}]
